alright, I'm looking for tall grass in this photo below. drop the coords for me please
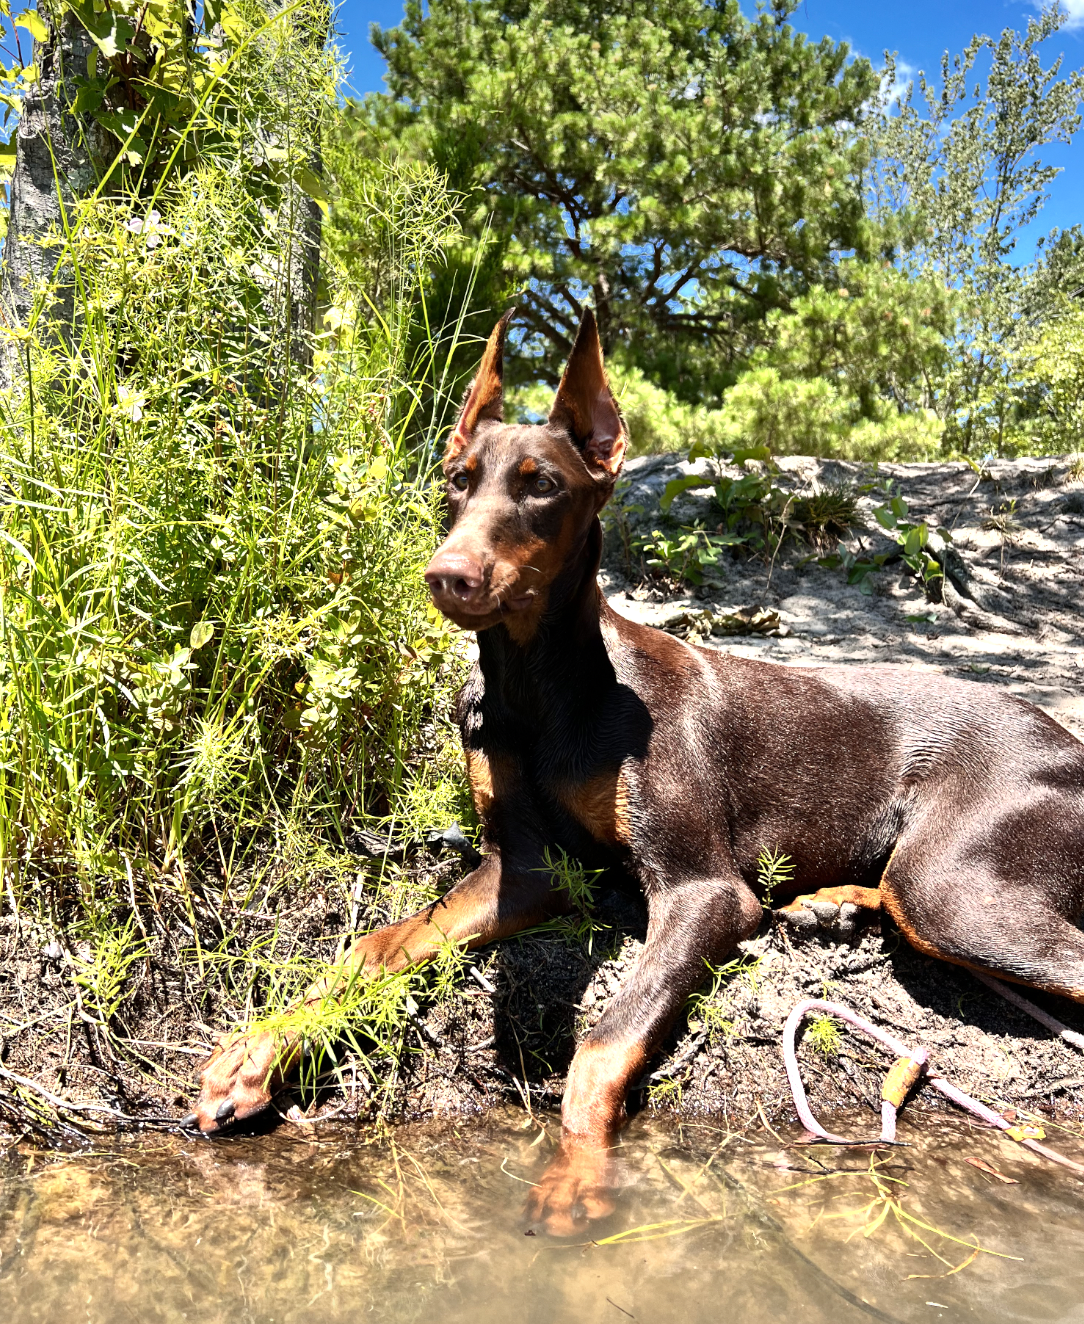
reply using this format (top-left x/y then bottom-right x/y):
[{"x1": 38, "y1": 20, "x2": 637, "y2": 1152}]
[{"x1": 0, "y1": 0, "x2": 473, "y2": 1075}]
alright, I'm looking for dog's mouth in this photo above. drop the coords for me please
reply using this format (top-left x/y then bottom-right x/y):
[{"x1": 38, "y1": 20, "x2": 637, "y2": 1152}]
[{"x1": 430, "y1": 587, "x2": 537, "y2": 626}]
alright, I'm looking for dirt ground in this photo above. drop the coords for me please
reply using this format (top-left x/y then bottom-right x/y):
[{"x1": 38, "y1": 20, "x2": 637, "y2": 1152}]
[{"x1": 2, "y1": 453, "x2": 1084, "y2": 1145}]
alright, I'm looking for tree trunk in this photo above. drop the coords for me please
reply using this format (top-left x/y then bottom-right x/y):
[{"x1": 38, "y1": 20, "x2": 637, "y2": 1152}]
[
  {"x1": 0, "y1": 12, "x2": 112, "y2": 388},
  {"x1": 269, "y1": 0, "x2": 327, "y2": 380}
]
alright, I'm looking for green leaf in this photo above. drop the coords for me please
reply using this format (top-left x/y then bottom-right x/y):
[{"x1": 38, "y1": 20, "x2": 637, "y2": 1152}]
[
  {"x1": 87, "y1": 18, "x2": 134, "y2": 60},
  {"x1": 294, "y1": 166, "x2": 329, "y2": 206},
  {"x1": 295, "y1": 166, "x2": 328, "y2": 218},
  {"x1": 660, "y1": 474, "x2": 713, "y2": 512},
  {"x1": 220, "y1": 7, "x2": 247, "y2": 45},
  {"x1": 14, "y1": 10, "x2": 48, "y2": 42},
  {"x1": 93, "y1": 109, "x2": 141, "y2": 141},
  {"x1": 873, "y1": 504, "x2": 897, "y2": 530},
  {"x1": 71, "y1": 82, "x2": 106, "y2": 116},
  {"x1": 728, "y1": 445, "x2": 772, "y2": 466},
  {"x1": 189, "y1": 621, "x2": 215, "y2": 651}
]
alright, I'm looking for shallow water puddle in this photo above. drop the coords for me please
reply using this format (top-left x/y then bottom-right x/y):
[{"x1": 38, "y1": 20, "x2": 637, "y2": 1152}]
[{"x1": 1, "y1": 1108, "x2": 1082, "y2": 1324}]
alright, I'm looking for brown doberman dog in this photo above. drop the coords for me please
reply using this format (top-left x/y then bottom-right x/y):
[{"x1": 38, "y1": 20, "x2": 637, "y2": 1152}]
[{"x1": 192, "y1": 309, "x2": 1084, "y2": 1234}]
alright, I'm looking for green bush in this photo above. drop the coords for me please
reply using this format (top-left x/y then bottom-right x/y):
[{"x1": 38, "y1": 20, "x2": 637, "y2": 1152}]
[
  {"x1": 0, "y1": 5, "x2": 465, "y2": 922},
  {"x1": 513, "y1": 262, "x2": 951, "y2": 463},
  {"x1": 701, "y1": 263, "x2": 952, "y2": 462}
]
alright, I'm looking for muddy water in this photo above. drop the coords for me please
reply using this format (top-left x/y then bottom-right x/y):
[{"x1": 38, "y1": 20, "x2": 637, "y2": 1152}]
[{"x1": 1, "y1": 1108, "x2": 1083, "y2": 1324}]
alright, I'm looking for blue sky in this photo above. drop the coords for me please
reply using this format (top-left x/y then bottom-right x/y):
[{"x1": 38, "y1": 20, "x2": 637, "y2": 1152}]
[{"x1": 333, "y1": 1, "x2": 1084, "y2": 256}]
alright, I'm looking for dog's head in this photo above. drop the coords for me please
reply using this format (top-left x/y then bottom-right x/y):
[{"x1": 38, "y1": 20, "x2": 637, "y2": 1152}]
[{"x1": 424, "y1": 309, "x2": 627, "y2": 641}]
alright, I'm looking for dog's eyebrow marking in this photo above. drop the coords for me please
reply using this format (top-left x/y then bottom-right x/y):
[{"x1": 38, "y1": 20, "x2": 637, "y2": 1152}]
[
  {"x1": 463, "y1": 453, "x2": 480, "y2": 474},
  {"x1": 518, "y1": 457, "x2": 540, "y2": 478}
]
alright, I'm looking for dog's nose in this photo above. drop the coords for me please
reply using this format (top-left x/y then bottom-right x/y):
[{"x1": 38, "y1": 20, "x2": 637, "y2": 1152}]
[{"x1": 424, "y1": 550, "x2": 485, "y2": 603}]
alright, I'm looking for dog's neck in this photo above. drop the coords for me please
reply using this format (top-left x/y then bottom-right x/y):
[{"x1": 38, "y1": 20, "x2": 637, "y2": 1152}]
[{"x1": 475, "y1": 517, "x2": 614, "y2": 733}]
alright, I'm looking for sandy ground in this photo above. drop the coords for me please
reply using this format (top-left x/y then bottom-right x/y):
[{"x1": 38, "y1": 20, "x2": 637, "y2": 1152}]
[{"x1": 605, "y1": 452, "x2": 1084, "y2": 739}]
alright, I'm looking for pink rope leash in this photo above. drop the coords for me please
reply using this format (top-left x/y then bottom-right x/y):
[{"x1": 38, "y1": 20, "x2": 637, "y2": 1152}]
[{"x1": 782, "y1": 998, "x2": 1084, "y2": 1177}]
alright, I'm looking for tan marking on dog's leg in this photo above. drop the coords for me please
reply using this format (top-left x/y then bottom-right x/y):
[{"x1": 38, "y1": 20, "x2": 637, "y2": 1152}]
[
  {"x1": 465, "y1": 748, "x2": 494, "y2": 817},
  {"x1": 880, "y1": 876, "x2": 1084, "y2": 1004},
  {"x1": 192, "y1": 853, "x2": 562, "y2": 1133},
  {"x1": 878, "y1": 881, "x2": 946, "y2": 958},
  {"x1": 561, "y1": 1036, "x2": 649, "y2": 1142},
  {"x1": 524, "y1": 1036, "x2": 649, "y2": 1234},
  {"x1": 464, "y1": 748, "x2": 518, "y2": 819},
  {"x1": 779, "y1": 884, "x2": 883, "y2": 914}
]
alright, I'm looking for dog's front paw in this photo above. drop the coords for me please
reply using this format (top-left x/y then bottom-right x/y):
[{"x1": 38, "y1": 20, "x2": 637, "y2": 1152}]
[
  {"x1": 525, "y1": 1139, "x2": 616, "y2": 1237},
  {"x1": 779, "y1": 897, "x2": 860, "y2": 942},
  {"x1": 186, "y1": 1029, "x2": 289, "y2": 1133}
]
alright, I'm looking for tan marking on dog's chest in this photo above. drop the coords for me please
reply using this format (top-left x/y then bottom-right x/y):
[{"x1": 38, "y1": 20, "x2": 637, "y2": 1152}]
[
  {"x1": 465, "y1": 748, "x2": 517, "y2": 819},
  {"x1": 556, "y1": 769, "x2": 632, "y2": 846}
]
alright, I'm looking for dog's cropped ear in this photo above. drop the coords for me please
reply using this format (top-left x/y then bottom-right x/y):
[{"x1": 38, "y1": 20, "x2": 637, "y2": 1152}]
[
  {"x1": 549, "y1": 309, "x2": 627, "y2": 478},
  {"x1": 445, "y1": 308, "x2": 515, "y2": 462}
]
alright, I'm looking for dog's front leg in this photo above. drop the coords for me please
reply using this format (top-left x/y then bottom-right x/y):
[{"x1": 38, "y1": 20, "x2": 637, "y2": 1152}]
[
  {"x1": 527, "y1": 874, "x2": 761, "y2": 1235},
  {"x1": 190, "y1": 850, "x2": 568, "y2": 1132}
]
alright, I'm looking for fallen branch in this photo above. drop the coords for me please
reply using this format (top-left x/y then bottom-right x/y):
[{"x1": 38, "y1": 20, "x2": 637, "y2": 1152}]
[
  {"x1": 0, "y1": 1064, "x2": 175, "y2": 1128},
  {"x1": 972, "y1": 971, "x2": 1084, "y2": 1053}
]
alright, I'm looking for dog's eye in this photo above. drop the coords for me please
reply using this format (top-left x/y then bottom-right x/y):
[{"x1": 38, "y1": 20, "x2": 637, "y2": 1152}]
[
  {"x1": 533, "y1": 476, "x2": 556, "y2": 495},
  {"x1": 450, "y1": 473, "x2": 470, "y2": 492}
]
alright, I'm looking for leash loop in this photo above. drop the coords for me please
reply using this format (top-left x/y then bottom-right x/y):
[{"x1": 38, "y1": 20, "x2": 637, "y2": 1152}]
[{"x1": 781, "y1": 997, "x2": 1084, "y2": 1177}]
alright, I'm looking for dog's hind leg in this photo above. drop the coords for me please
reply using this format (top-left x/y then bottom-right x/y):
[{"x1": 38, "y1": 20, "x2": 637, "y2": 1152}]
[
  {"x1": 526, "y1": 873, "x2": 762, "y2": 1235},
  {"x1": 880, "y1": 794, "x2": 1084, "y2": 1006},
  {"x1": 191, "y1": 849, "x2": 569, "y2": 1133}
]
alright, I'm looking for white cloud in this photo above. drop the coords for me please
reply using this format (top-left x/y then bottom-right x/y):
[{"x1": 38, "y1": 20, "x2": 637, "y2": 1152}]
[{"x1": 882, "y1": 59, "x2": 918, "y2": 107}]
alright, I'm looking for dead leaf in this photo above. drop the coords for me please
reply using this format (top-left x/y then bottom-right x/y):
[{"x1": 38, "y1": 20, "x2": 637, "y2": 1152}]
[{"x1": 963, "y1": 1157, "x2": 1018, "y2": 1184}]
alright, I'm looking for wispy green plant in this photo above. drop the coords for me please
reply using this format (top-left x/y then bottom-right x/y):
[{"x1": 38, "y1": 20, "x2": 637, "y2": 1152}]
[
  {"x1": 647, "y1": 1074, "x2": 685, "y2": 1113},
  {"x1": 804, "y1": 1013, "x2": 843, "y2": 1058},
  {"x1": 541, "y1": 846, "x2": 605, "y2": 953},
  {"x1": 688, "y1": 953, "x2": 762, "y2": 1043},
  {"x1": 426, "y1": 929, "x2": 473, "y2": 1003},
  {"x1": 756, "y1": 848, "x2": 795, "y2": 910},
  {"x1": 71, "y1": 916, "x2": 147, "y2": 1025},
  {"x1": 773, "y1": 1153, "x2": 1021, "y2": 1278}
]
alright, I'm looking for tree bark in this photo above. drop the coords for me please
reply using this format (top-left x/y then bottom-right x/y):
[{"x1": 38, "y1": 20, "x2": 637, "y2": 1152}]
[
  {"x1": 272, "y1": 0, "x2": 328, "y2": 379},
  {"x1": 0, "y1": 12, "x2": 111, "y2": 388}
]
